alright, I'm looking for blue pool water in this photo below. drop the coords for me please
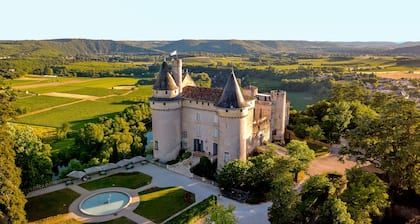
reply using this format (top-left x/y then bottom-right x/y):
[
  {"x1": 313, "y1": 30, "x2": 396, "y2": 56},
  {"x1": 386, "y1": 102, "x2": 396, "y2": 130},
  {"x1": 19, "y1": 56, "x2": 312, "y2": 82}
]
[{"x1": 79, "y1": 191, "x2": 130, "y2": 216}]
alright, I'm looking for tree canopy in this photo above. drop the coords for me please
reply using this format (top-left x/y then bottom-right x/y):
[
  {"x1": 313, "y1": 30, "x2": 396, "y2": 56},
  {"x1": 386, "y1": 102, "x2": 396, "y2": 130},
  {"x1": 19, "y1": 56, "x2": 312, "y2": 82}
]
[{"x1": 0, "y1": 80, "x2": 27, "y2": 223}]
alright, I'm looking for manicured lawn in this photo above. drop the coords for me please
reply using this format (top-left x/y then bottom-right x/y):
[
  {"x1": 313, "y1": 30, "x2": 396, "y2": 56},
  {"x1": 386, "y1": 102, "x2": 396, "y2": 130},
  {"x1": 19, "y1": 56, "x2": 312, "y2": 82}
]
[
  {"x1": 31, "y1": 216, "x2": 82, "y2": 224},
  {"x1": 79, "y1": 172, "x2": 152, "y2": 190},
  {"x1": 166, "y1": 195, "x2": 217, "y2": 224},
  {"x1": 87, "y1": 217, "x2": 136, "y2": 224},
  {"x1": 134, "y1": 187, "x2": 195, "y2": 223},
  {"x1": 25, "y1": 188, "x2": 80, "y2": 222}
]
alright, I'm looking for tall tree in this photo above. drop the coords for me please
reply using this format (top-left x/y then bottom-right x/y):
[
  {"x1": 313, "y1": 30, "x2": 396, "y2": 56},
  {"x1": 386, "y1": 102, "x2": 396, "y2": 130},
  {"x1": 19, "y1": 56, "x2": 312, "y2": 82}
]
[
  {"x1": 286, "y1": 140, "x2": 315, "y2": 181},
  {"x1": 321, "y1": 101, "x2": 352, "y2": 142},
  {"x1": 7, "y1": 124, "x2": 53, "y2": 193},
  {"x1": 0, "y1": 82, "x2": 27, "y2": 223},
  {"x1": 345, "y1": 95, "x2": 420, "y2": 193},
  {"x1": 318, "y1": 198, "x2": 354, "y2": 224},
  {"x1": 268, "y1": 160, "x2": 299, "y2": 224},
  {"x1": 341, "y1": 168, "x2": 389, "y2": 224}
]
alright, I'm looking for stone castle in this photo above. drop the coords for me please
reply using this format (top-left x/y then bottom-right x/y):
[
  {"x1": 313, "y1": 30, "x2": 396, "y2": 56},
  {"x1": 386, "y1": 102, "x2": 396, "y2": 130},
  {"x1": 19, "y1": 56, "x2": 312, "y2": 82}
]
[{"x1": 150, "y1": 58, "x2": 289, "y2": 169}]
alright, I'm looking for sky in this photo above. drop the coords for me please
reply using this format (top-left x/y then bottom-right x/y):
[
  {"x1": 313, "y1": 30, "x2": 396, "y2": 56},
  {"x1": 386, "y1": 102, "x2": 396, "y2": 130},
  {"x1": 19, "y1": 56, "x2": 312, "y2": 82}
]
[{"x1": 2, "y1": 0, "x2": 420, "y2": 42}]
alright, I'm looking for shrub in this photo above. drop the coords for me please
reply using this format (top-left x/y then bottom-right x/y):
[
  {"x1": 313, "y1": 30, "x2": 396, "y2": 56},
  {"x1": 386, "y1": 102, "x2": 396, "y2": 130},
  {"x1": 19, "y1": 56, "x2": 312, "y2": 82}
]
[{"x1": 191, "y1": 156, "x2": 216, "y2": 180}]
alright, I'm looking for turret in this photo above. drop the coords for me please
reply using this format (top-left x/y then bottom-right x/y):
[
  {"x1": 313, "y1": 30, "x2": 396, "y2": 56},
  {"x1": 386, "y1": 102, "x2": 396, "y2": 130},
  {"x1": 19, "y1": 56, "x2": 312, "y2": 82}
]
[
  {"x1": 171, "y1": 59, "x2": 183, "y2": 93},
  {"x1": 270, "y1": 90, "x2": 287, "y2": 143},
  {"x1": 216, "y1": 70, "x2": 249, "y2": 170},
  {"x1": 150, "y1": 61, "x2": 181, "y2": 163}
]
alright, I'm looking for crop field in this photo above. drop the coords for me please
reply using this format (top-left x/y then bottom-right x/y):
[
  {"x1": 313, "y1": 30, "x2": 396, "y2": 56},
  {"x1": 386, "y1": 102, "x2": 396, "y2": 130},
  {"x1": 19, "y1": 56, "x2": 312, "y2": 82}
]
[
  {"x1": 11, "y1": 76, "x2": 152, "y2": 129},
  {"x1": 287, "y1": 92, "x2": 319, "y2": 110},
  {"x1": 65, "y1": 61, "x2": 149, "y2": 73},
  {"x1": 12, "y1": 95, "x2": 79, "y2": 112},
  {"x1": 375, "y1": 71, "x2": 420, "y2": 79}
]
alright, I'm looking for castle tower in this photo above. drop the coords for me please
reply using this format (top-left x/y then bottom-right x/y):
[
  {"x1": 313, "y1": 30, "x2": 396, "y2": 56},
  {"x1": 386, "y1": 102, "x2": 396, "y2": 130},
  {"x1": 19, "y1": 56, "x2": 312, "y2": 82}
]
[
  {"x1": 216, "y1": 70, "x2": 249, "y2": 170},
  {"x1": 270, "y1": 90, "x2": 287, "y2": 143},
  {"x1": 150, "y1": 61, "x2": 182, "y2": 162},
  {"x1": 171, "y1": 59, "x2": 183, "y2": 93}
]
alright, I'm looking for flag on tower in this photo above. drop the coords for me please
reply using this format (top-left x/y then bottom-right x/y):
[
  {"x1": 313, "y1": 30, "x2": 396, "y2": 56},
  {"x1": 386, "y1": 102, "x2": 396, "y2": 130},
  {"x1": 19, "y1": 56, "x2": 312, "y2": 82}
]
[{"x1": 170, "y1": 50, "x2": 177, "y2": 57}]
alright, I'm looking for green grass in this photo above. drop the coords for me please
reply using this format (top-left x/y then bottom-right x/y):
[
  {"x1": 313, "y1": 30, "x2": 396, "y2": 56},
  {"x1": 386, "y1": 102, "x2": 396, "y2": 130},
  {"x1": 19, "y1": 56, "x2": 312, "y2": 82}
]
[
  {"x1": 134, "y1": 187, "x2": 195, "y2": 223},
  {"x1": 12, "y1": 95, "x2": 79, "y2": 112},
  {"x1": 64, "y1": 87, "x2": 127, "y2": 96},
  {"x1": 13, "y1": 85, "x2": 152, "y2": 129},
  {"x1": 287, "y1": 91, "x2": 319, "y2": 111},
  {"x1": 25, "y1": 188, "x2": 80, "y2": 222},
  {"x1": 166, "y1": 195, "x2": 217, "y2": 224},
  {"x1": 87, "y1": 217, "x2": 136, "y2": 224},
  {"x1": 79, "y1": 172, "x2": 152, "y2": 190}
]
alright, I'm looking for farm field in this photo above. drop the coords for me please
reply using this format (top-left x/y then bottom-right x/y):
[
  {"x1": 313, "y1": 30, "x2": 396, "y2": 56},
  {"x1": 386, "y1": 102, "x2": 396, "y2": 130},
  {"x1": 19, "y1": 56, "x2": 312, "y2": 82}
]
[
  {"x1": 287, "y1": 91, "x2": 319, "y2": 110},
  {"x1": 375, "y1": 70, "x2": 420, "y2": 79},
  {"x1": 11, "y1": 76, "x2": 152, "y2": 129}
]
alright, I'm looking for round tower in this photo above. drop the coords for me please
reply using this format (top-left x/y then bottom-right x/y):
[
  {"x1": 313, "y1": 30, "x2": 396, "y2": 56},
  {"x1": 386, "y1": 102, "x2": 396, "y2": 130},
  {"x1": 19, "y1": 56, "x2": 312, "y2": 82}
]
[
  {"x1": 149, "y1": 61, "x2": 181, "y2": 163},
  {"x1": 216, "y1": 70, "x2": 249, "y2": 170}
]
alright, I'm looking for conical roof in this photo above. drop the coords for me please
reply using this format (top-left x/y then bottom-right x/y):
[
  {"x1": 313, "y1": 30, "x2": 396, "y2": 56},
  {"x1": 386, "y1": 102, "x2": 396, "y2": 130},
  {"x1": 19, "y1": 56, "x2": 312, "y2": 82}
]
[
  {"x1": 216, "y1": 69, "x2": 247, "y2": 108},
  {"x1": 182, "y1": 70, "x2": 196, "y2": 87},
  {"x1": 153, "y1": 61, "x2": 178, "y2": 90}
]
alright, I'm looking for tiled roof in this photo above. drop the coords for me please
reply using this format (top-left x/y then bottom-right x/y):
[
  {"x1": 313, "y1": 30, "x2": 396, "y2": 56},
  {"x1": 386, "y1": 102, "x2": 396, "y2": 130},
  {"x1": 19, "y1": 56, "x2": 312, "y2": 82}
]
[{"x1": 182, "y1": 86, "x2": 223, "y2": 103}]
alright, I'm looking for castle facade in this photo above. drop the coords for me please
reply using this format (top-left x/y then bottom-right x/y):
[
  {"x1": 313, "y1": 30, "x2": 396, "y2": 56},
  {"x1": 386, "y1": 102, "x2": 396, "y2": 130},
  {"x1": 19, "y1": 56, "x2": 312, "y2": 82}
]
[{"x1": 150, "y1": 59, "x2": 288, "y2": 169}]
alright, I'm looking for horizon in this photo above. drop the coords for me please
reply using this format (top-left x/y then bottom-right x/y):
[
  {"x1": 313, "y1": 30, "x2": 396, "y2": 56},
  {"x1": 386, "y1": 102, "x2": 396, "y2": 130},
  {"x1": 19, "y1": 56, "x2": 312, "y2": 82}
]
[
  {"x1": 0, "y1": 38, "x2": 416, "y2": 44},
  {"x1": 2, "y1": 0, "x2": 420, "y2": 42}
]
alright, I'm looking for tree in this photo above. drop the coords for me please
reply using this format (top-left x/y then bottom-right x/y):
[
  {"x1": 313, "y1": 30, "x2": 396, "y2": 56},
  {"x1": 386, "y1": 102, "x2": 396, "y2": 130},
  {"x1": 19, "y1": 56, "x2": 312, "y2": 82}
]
[
  {"x1": 331, "y1": 81, "x2": 368, "y2": 103},
  {"x1": 56, "y1": 122, "x2": 71, "y2": 139},
  {"x1": 341, "y1": 168, "x2": 390, "y2": 224},
  {"x1": 286, "y1": 140, "x2": 315, "y2": 181},
  {"x1": 205, "y1": 204, "x2": 237, "y2": 224},
  {"x1": 299, "y1": 175, "x2": 334, "y2": 223},
  {"x1": 0, "y1": 81, "x2": 27, "y2": 223},
  {"x1": 248, "y1": 154, "x2": 276, "y2": 193},
  {"x1": 7, "y1": 124, "x2": 53, "y2": 193},
  {"x1": 191, "y1": 72, "x2": 211, "y2": 88},
  {"x1": 318, "y1": 198, "x2": 354, "y2": 224},
  {"x1": 217, "y1": 160, "x2": 253, "y2": 190},
  {"x1": 344, "y1": 96, "x2": 420, "y2": 193},
  {"x1": 268, "y1": 160, "x2": 299, "y2": 224},
  {"x1": 321, "y1": 101, "x2": 352, "y2": 142},
  {"x1": 305, "y1": 125, "x2": 325, "y2": 140}
]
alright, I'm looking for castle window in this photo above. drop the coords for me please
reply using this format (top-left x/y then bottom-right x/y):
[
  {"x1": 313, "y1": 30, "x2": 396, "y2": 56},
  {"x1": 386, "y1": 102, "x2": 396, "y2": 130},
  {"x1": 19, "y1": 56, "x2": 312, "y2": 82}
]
[
  {"x1": 213, "y1": 129, "x2": 218, "y2": 138},
  {"x1": 194, "y1": 139, "x2": 204, "y2": 152},
  {"x1": 165, "y1": 90, "x2": 168, "y2": 94},
  {"x1": 196, "y1": 113, "x2": 200, "y2": 121},
  {"x1": 225, "y1": 110, "x2": 228, "y2": 112},
  {"x1": 196, "y1": 126, "x2": 201, "y2": 136},
  {"x1": 224, "y1": 152, "x2": 230, "y2": 163},
  {"x1": 163, "y1": 102, "x2": 166, "y2": 106},
  {"x1": 154, "y1": 141, "x2": 158, "y2": 150},
  {"x1": 213, "y1": 143, "x2": 218, "y2": 155},
  {"x1": 182, "y1": 131, "x2": 187, "y2": 138}
]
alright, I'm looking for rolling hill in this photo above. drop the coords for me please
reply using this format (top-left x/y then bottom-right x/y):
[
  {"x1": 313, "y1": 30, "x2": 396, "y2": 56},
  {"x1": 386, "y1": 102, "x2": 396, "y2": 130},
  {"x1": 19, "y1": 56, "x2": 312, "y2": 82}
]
[{"x1": 1, "y1": 39, "x2": 420, "y2": 56}]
